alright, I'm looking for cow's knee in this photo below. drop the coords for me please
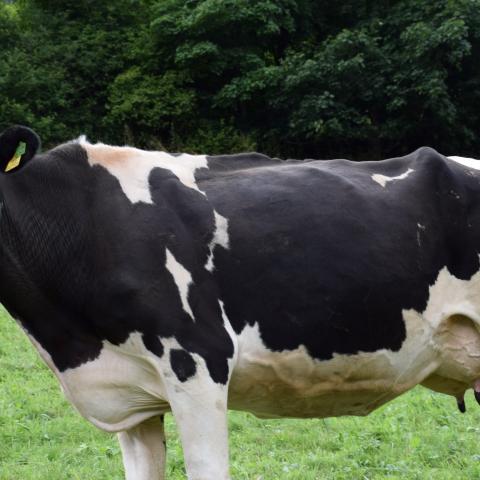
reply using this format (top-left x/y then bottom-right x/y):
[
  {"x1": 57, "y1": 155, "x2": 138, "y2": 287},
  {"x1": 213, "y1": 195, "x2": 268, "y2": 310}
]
[{"x1": 118, "y1": 415, "x2": 166, "y2": 480}]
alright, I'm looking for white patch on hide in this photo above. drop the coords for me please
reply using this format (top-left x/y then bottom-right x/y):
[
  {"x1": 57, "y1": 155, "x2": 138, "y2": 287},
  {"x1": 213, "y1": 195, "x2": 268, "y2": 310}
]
[
  {"x1": 43, "y1": 332, "x2": 226, "y2": 433},
  {"x1": 219, "y1": 300, "x2": 239, "y2": 374},
  {"x1": 228, "y1": 265, "x2": 480, "y2": 419},
  {"x1": 74, "y1": 134, "x2": 87, "y2": 144},
  {"x1": 81, "y1": 140, "x2": 231, "y2": 274},
  {"x1": 448, "y1": 156, "x2": 480, "y2": 170},
  {"x1": 165, "y1": 248, "x2": 194, "y2": 319},
  {"x1": 212, "y1": 212, "x2": 230, "y2": 250},
  {"x1": 205, "y1": 211, "x2": 230, "y2": 272},
  {"x1": 205, "y1": 252, "x2": 214, "y2": 272},
  {"x1": 372, "y1": 168, "x2": 414, "y2": 188},
  {"x1": 416, "y1": 223, "x2": 426, "y2": 247},
  {"x1": 81, "y1": 141, "x2": 208, "y2": 204}
]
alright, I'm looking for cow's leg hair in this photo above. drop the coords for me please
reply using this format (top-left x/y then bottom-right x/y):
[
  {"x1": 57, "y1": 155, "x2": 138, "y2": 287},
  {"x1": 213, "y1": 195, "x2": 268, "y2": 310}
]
[
  {"x1": 169, "y1": 385, "x2": 230, "y2": 480},
  {"x1": 118, "y1": 415, "x2": 166, "y2": 480}
]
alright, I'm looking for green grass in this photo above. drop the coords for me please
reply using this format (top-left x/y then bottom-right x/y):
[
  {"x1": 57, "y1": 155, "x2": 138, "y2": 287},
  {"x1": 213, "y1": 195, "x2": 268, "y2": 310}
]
[{"x1": 1, "y1": 306, "x2": 480, "y2": 479}]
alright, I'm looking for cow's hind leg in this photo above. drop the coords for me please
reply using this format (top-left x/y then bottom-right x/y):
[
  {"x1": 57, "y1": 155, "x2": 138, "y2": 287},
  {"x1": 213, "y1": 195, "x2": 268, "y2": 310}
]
[{"x1": 118, "y1": 415, "x2": 166, "y2": 480}]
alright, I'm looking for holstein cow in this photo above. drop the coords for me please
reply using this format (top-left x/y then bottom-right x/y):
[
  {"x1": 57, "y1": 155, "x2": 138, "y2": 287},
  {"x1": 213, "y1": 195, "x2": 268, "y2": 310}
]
[{"x1": 1, "y1": 125, "x2": 480, "y2": 479}]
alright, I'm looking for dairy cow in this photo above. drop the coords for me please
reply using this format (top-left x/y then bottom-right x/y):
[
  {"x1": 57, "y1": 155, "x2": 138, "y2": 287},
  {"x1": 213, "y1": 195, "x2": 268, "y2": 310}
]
[{"x1": 1, "y1": 125, "x2": 480, "y2": 479}]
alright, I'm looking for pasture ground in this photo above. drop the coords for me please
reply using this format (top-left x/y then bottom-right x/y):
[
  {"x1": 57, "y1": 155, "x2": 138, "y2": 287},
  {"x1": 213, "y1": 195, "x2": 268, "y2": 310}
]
[{"x1": 0, "y1": 307, "x2": 479, "y2": 479}]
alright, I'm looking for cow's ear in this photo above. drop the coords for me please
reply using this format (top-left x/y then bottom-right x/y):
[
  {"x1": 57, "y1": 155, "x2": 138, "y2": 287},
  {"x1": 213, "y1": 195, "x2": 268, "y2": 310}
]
[{"x1": 0, "y1": 125, "x2": 41, "y2": 174}]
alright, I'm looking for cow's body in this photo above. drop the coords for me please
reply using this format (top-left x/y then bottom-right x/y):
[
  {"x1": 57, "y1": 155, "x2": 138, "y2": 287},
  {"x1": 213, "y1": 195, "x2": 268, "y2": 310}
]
[{"x1": 1, "y1": 126, "x2": 480, "y2": 479}]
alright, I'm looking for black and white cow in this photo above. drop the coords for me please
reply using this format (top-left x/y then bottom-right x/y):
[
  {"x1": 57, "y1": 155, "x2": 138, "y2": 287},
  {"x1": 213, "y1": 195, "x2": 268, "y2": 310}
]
[{"x1": 1, "y1": 125, "x2": 480, "y2": 479}]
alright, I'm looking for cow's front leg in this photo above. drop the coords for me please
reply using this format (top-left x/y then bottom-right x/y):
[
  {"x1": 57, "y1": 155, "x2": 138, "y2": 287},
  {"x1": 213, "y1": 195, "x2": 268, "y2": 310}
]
[
  {"x1": 118, "y1": 415, "x2": 166, "y2": 480},
  {"x1": 168, "y1": 383, "x2": 230, "y2": 480}
]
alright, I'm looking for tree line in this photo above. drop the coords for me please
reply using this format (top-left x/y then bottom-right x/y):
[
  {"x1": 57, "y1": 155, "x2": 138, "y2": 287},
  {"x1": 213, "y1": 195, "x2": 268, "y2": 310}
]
[{"x1": 1, "y1": 0, "x2": 479, "y2": 159}]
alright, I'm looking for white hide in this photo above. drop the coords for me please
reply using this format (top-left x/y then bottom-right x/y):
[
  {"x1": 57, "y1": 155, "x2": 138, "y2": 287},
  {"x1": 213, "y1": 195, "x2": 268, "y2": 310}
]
[
  {"x1": 219, "y1": 300, "x2": 240, "y2": 377},
  {"x1": 81, "y1": 139, "x2": 232, "y2": 275},
  {"x1": 211, "y1": 211, "x2": 230, "y2": 250},
  {"x1": 40, "y1": 333, "x2": 224, "y2": 432},
  {"x1": 448, "y1": 156, "x2": 480, "y2": 170},
  {"x1": 371, "y1": 168, "x2": 415, "y2": 188},
  {"x1": 165, "y1": 248, "x2": 194, "y2": 319},
  {"x1": 80, "y1": 141, "x2": 208, "y2": 203},
  {"x1": 205, "y1": 211, "x2": 230, "y2": 272}
]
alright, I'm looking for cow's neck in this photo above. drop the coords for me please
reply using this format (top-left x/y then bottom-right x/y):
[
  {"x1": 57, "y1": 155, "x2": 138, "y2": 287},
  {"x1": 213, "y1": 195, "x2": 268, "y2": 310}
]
[{"x1": 0, "y1": 159, "x2": 95, "y2": 350}]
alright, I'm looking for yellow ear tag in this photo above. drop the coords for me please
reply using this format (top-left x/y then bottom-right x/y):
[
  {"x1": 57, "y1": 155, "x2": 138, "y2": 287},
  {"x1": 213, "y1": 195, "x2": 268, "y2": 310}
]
[{"x1": 5, "y1": 141, "x2": 26, "y2": 172}]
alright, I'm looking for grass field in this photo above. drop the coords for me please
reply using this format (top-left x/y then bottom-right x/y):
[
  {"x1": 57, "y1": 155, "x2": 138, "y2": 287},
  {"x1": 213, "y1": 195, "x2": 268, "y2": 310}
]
[{"x1": 1, "y1": 306, "x2": 480, "y2": 480}]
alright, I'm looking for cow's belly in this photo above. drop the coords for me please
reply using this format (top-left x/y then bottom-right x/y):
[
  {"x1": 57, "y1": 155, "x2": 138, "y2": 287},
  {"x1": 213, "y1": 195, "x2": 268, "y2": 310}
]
[
  {"x1": 228, "y1": 267, "x2": 480, "y2": 418},
  {"x1": 228, "y1": 314, "x2": 439, "y2": 419}
]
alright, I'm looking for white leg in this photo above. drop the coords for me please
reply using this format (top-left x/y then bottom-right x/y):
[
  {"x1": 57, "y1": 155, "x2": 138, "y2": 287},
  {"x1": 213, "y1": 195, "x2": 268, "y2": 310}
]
[
  {"x1": 169, "y1": 386, "x2": 230, "y2": 480},
  {"x1": 118, "y1": 415, "x2": 166, "y2": 480}
]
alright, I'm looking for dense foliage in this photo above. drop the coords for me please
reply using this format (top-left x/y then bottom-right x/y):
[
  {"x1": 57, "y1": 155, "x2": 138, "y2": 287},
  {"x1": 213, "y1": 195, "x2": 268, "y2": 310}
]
[{"x1": 1, "y1": 0, "x2": 479, "y2": 159}]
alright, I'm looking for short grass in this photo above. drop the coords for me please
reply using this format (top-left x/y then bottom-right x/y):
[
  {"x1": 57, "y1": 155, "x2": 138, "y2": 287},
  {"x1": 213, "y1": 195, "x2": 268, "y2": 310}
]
[{"x1": 1, "y1": 306, "x2": 480, "y2": 479}]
